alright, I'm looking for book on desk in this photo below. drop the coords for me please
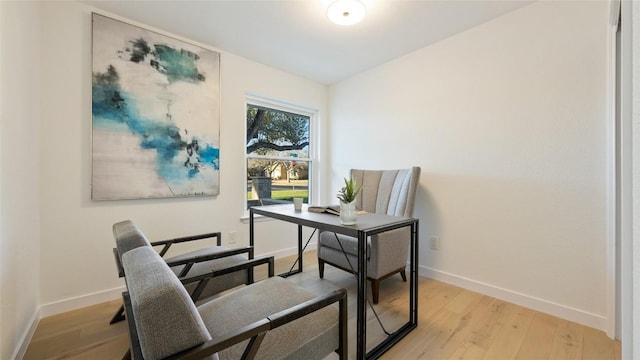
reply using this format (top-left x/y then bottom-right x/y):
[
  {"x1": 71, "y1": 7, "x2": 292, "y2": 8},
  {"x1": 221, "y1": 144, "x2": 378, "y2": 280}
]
[{"x1": 307, "y1": 205, "x2": 366, "y2": 215}]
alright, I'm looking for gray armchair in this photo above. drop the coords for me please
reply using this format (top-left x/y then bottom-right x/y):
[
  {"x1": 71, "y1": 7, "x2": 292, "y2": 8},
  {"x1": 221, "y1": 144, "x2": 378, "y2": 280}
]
[
  {"x1": 111, "y1": 220, "x2": 273, "y2": 324},
  {"x1": 120, "y1": 245, "x2": 348, "y2": 360},
  {"x1": 317, "y1": 167, "x2": 421, "y2": 303}
]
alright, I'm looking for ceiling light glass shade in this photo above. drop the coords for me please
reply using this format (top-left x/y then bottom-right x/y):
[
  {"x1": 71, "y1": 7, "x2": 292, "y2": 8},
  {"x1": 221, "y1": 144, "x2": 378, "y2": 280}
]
[{"x1": 327, "y1": 0, "x2": 366, "y2": 26}]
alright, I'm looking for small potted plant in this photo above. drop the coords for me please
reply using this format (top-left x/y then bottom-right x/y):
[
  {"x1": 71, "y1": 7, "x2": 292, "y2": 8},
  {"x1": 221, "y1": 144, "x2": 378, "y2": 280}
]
[{"x1": 337, "y1": 177, "x2": 363, "y2": 225}]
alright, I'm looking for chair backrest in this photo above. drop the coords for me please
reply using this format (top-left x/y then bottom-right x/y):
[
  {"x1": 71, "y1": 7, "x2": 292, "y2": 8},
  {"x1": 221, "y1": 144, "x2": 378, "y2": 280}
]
[
  {"x1": 351, "y1": 167, "x2": 421, "y2": 217},
  {"x1": 113, "y1": 220, "x2": 151, "y2": 261},
  {"x1": 122, "y1": 246, "x2": 214, "y2": 360}
]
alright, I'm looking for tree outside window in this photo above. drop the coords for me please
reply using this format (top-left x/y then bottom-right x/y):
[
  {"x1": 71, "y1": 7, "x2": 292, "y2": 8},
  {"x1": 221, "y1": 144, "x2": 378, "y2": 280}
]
[{"x1": 246, "y1": 102, "x2": 312, "y2": 209}]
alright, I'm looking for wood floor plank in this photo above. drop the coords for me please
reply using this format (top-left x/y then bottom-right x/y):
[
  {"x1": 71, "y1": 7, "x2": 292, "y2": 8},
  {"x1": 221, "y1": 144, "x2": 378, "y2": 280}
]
[
  {"x1": 549, "y1": 319, "x2": 585, "y2": 360},
  {"x1": 449, "y1": 341, "x2": 488, "y2": 360},
  {"x1": 22, "y1": 250, "x2": 621, "y2": 360},
  {"x1": 481, "y1": 305, "x2": 536, "y2": 359},
  {"x1": 515, "y1": 312, "x2": 560, "y2": 360},
  {"x1": 415, "y1": 293, "x2": 492, "y2": 359},
  {"x1": 614, "y1": 339, "x2": 622, "y2": 360},
  {"x1": 582, "y1": 326, "x2": 616, "y2": 360},
  {"x1": 24, "y1": 300, "x2": 129, "y2": 360},
  {"x1": 450, "y1": 298, "x2": 516, "y2": 360},
  {"x1": 380, "y1": 306, "x2": 456, "y2": 359}
]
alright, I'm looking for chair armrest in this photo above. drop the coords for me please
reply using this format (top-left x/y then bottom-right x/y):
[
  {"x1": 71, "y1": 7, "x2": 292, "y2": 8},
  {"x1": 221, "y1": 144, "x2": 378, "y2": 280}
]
[
  {"x1": 165, "y1": 247, "x2": 255, "y2": 278},
  {"x1": 180, "y1": 256, "x2": 275, "y2": 302},
  {"x1": 165, "y1": 318, "x2": 272, "y2": 360},
  {"x1": 164, "y1": 246, "x2": 253, "y2": 268},
  {"x1": 150, "y1": 232, "x2": 222, "y2": 257},
  {"x1": 369, "y1": 227, "x2": 411, "y2": 278},
  {"x1": 119, "y1": 244, "x2": 256, "y2": 280},
  {"x1": 154, "y1": 288, "x2": 348, "y2": 360}
]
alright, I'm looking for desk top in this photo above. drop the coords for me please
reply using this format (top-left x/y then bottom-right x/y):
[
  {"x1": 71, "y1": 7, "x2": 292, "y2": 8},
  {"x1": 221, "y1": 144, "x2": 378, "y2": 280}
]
[{"x1": 250, "y1": 204, "x2": 416, "y2": 237}]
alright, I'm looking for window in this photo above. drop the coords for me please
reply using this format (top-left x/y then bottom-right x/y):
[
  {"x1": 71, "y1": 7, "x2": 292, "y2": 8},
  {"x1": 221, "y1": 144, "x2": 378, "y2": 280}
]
[{"x1": 245, "y1": 97, "x2": 314, "y2": 210}]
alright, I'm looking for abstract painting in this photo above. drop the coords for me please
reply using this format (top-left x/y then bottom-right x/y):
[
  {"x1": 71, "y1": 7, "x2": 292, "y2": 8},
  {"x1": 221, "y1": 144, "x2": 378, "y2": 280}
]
[{"x1": 91, "y1": 13, "x2": 220, "y2": 200}]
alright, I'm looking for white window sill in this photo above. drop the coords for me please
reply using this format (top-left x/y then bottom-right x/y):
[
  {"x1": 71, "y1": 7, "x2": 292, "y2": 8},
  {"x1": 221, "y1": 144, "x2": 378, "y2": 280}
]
[{"x1": 240, "y1": 213, "x2": 276, "y2": 224}]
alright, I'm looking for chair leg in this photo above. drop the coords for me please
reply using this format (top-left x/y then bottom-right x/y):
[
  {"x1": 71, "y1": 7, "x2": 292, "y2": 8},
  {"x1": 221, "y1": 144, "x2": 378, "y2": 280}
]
[
  {"x1": 109, "y1": 304, "x2": 126, "y2": 324},
  {"x1": 371, "y1": 279, "x2": 380, "y2": 304},
  {"x1": 400, "y1": 270, "x2": 407, "y2": 282},
  {"x1": 318, "y1": 259, "x2": 325, "y2": 279}
]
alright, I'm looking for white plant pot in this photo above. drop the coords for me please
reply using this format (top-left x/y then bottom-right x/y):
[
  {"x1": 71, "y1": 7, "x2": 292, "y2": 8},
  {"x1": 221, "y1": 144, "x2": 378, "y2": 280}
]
[{"x1": 340, "y1": 201, "x2": 357, "y2": 225}]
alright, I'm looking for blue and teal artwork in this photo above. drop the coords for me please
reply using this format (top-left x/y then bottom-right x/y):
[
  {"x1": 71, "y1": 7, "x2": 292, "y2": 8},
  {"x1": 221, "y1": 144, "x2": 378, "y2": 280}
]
[{"x1": 91, "y1": 14, "x2": 220, "y2": 200}]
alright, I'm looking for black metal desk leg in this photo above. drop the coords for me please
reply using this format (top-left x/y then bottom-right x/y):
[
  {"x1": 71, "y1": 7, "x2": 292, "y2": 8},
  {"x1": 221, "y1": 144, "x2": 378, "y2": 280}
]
[
  {"x1": 297, "y1": 225, "x2": 304, "y2": 272},
  {"x1": 411, "y1": 222, "x2": 419, "y2": 325},
  {"x1": 249, "y1": 210, "x2": 255, "y2": 283},
  {"x1": 249, "y1": 210, "x2": 255, "y2": 248},
  {"x1": 357, "y1": 230, "x2": 367, "y2": 359}
]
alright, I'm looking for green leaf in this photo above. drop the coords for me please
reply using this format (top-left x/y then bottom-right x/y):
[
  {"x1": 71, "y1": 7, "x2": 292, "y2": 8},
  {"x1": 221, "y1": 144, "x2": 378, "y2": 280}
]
[{"x1": 336, "y1": 177, "x2": 363, "y2": 203}]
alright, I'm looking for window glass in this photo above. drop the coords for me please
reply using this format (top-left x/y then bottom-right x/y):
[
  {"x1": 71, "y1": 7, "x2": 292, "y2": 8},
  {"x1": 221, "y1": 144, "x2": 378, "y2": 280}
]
[{"x1": 246, "y1": 101, "x2": 312, "y2": 209}]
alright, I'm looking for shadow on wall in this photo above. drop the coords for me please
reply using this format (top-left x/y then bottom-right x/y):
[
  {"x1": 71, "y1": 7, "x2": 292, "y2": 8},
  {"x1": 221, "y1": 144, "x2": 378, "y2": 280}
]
[{"x1": 412, "y1": 175, "x2": 442, "y2": 258}]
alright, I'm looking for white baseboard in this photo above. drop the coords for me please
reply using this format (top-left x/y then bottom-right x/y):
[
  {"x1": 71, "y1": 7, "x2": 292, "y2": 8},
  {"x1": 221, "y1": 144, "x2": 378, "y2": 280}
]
[
  {"x1": 39, "y1": 286, "x2": 125, "y2": 318},
  {"x1": 12, "y1": 308, "x2": 40, "y2": 360},
  {"x1": 419, "y1": 265, "x2": 607, "y2": 332}
]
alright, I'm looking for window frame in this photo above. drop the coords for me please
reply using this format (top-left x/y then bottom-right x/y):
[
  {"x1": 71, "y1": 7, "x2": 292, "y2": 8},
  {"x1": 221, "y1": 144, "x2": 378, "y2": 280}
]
[{"x1": 244, "y1": 94, "x2": 318, "y2": 217}]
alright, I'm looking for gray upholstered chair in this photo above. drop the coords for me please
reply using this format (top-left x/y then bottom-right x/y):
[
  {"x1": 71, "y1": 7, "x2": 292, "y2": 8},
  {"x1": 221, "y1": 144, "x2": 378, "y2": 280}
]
[
  {"x1": 317, "y1": 167, "x2": 421, "y2": 304},
  {"x1": 121, "y1": 245, "x2": 347, "y2": 360},
  {"x1": 111, "y1": 220, "x2": 272, "y2": 324}
]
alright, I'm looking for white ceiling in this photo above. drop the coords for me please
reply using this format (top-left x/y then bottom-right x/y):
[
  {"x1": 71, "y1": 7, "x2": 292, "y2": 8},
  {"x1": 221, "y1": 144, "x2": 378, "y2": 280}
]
[{"x1": 84, "y1": 0, "x2": 533, "y2": 85}]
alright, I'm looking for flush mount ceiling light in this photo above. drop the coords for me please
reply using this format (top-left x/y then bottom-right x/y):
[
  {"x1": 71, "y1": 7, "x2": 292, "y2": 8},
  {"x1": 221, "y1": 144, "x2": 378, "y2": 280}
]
[{"x1": 327, "y1": 0, "x2": 367, "y2": 26}]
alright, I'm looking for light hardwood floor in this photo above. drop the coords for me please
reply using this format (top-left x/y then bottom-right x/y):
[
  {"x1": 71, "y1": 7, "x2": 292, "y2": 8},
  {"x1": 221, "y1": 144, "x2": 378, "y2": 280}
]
[{"x1": 24, "y1": 251, "x2": 621, "y2": 360}]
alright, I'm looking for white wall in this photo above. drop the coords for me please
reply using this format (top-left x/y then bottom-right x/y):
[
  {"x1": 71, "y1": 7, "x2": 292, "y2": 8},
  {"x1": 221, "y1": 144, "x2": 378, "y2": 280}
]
[
  {"x1": 37, "y1": 1, "x2": 328, "y2": 314},
  {"x1": 2, "y1": 0, "x2": 627, "y2": 357},
  {"x1": 329, "y1": 1, "x2": 610, "y2": 330},
  {"x1": 631, "y1": 0, "x2": 639, "y2": 357},
  {"x1": 620, "y1": 0, "x2": 636, "y2": 357},
  {"x1": 0, "y1": 2, "x2": 42, "y2": 359}
]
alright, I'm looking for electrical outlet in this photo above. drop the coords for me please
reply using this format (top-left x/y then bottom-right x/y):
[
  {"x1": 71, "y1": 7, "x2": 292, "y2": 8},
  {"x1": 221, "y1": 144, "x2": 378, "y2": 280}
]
[
  {"x1": 430, "y1": 236, "x2": 440, "y2": 250},
  {"x1": 228, "y1": 231, "x2": 237, "y2": 244}
]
